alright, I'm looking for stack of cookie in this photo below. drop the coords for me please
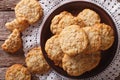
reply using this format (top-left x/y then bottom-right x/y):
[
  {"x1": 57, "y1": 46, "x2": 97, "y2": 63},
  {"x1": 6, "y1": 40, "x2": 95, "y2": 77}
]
[
  {"x1": 3, "y1": 0, "x2": 50, "y2": 80},
  {"x1": 45, "y1": 9, "x2": 114, "y2": 76}
]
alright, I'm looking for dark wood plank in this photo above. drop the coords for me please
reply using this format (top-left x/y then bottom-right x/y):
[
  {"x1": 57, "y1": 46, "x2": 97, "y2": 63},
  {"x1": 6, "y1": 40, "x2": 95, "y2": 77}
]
[
  {"x1": 0, "y1": 41, "x2": 25, "y2": 67},
  {"x1": 0, "y1": 0, "x2": 39, "y2": 11},
  {"x1": 0, "y1": 11, "x2": 15, "y2": 40},
  {"x1": 0, "y1": 0, "x2": 20, "y2": 10},
  {"x1": 0, "y1": 67, "x2": 6, "y2": 80},
  {"x1": 5, "y1": 0, "x2": 20, "y2": 10},
  {"x1": 0, "y1": 51, "x2": 25, "y2": 67},
  {"x1": 0, "y1": 0, "x2": 5, "y2": 11},
  {"x1": 0, "y1": 11, "x2": 15, "y2": 28},
  {"x1": 0, "y1": 50, "x2": 25, "y2": 67}
]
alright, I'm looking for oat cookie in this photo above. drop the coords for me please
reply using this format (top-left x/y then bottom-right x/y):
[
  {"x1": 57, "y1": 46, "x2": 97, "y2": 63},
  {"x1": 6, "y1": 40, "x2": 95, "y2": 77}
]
[
  {"x1": 77, "y1": 9, "x2": 101, "y2": 26},
  {"x1": 25, "y1": 47, "x2": 50, "y2": 74},
  {"x1": 62, "y1": 51, "x2": 101, "y2": 76},
  {"x1": 50, "y1": 11, "x2": 72, "y2": 34},
  {"x1": 93, "y1": 23, "x2": 114, "y2": 50},
  {"x1": 82, "y1": 27, "x2": 101, "y2": 54},
  {"x1": 50, "y1": 11, "x2": 85, "y2": 34},
  {"x1": 15, "y1": 0, "x2": 43, "y2": 24},
  {"x1": 1, "y1": 29, "x2": 22, "y2": 53},
  {"x1": 5, "y1": 18, "x2": 29, "y2": 32},
  {"x1": 86, "y1": 51, "x2": 101, "y2": 71},
  {"x1": 5, "y1": 64, "x2": 31, "y2": 80},
  {"x1": 59, "y1": 25, "x2": 88, "y2": 57},
  {"x1": 45, "y1": 35, "x2": 64, "y2": 67}
]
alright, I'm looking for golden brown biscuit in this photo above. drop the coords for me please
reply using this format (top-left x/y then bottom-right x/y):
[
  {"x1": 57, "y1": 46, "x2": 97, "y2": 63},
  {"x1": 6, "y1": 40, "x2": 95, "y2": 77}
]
[
  {"x1": 86, "y1": 51, "x2": 101, "y2": 71},
  {"x1": 82, "y1": 27, "x2": 101, "y2": 54},
  {"x1": 62, "y1": 51, "x2": 101, "y2": 76},
  {"x1": 25, "y1": 47, "x2": 50, "y2": 74},
  {"x1": 77, "y1": 9, "x2": 101, "y2": 26},
  {"x1": 93, "y1": 23, "x2": 114, "y2": 50},
  {"x1": 5, "y1": 64, "x2": 31, "y2": 80},
  {"x1": 45, "y1": 35, "x2": 64, "y2": 67},
  {"x1": 50, "y1": 11, "x2": 72, "y2": 34},
  {"x1": 5, "y1": 18, "x2": 29, "y2": 32},
  {"x1": 1, "y1": 29, "x2": 22, "y2": 53},
  {"x1": 50, "y1": 11, "x2": 85, "y2": 34},
  {"x1": 59, "y1": 25, "x2": 88, "y2": 57},
  {"x1": 15, "y1": 0, "x2": 43, "y2": 24}
]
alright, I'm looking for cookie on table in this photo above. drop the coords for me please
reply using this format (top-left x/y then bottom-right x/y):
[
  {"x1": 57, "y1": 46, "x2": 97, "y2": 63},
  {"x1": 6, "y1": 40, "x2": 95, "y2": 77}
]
[
  {"x1": 50, "y1": 11, "x2": 85, "y2": 34},
  {"x1": 62, "y1": 51, "x2": 101, "y2": 76},
  {"x1": 25, "y1": 47, "x2": 50, "y2": 74},
  {"x1": 1, "y1": 29, "x2": 22, "y2": 53},
  {"x1": 77, "y1": 9, "x2": 101, "y2": 26},
  {"x1": 45, "y1": 35, "x2": 64, "y2": 67},
  {"x1": 15, "y1": 0, "x2": 43, "y2": 24},
  {"x1": 5, "y1": 64, "x2": 31, "y2": 80},
  {"x1": 59, "y1": 25, "x2": 88, "y2": 57},
  {"x1": 5, "y1": 18, "x2": 29, "y2": 32},
  {"x1": 93, "y1": 23, "x2": 114, "y2": 50},
  {"x1": 82, "y1": 27, "x2": 101, "y2": 54}
]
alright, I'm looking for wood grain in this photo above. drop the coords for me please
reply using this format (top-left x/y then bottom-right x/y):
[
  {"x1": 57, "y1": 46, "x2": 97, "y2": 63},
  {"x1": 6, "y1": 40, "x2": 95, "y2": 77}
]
[
  {"x1": 0, "y1": 67, "x2": 6, "y2": 80},
  {"x1": 0, "y1": 0, "x2": 39, "y2": 10},
  {"x1": 0, "y1": 11, "x2": 15, "y2": 40},
  {"x1": 0, "y1": 0, "x2": 20, "y2": 10},
  {"x1": 0, "y1": 49, "x2": 25, "y2": 67}
]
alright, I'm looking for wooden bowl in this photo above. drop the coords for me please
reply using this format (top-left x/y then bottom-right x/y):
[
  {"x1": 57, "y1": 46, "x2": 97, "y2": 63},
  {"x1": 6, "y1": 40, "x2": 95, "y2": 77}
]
[{"x1": 40, "y1": 1, "x2": 118, "y2": 79}]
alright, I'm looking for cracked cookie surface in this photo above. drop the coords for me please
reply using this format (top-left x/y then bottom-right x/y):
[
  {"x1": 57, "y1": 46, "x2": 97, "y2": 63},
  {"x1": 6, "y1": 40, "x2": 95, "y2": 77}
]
[
  {"x1": 93, "y1": 23, "x2": 114, "y2": 50},
  {"x1": 5, "y1": 64, "x2": 31, "y2": 80},
  {"x1": 78, "y1": 9, "x2": 101, "y2": 26},
  {"x1": 82, "y1": 27, "x2": 101, "y2": 54},
  {"x1": 25, "y1": 47, "x2": 50, "y2": 74},
  {"x1": 62, "y1": 51, "x2": 101, "y2": 76},
  {"x1": 1, "y1": 29, "x2": 22, "y2": 53},
  {"x1": 15, "y1": 0, "x2": 43, "y2": 24},
  {"x1": 59, "y1": 25, "x2": 88, "y2": 57},
  {"x1": 51, "y1": 11, "x2": 85, "y2": 34},
  {"x1": 45, "y1": 35, "x2": 64, "y2": 67}
]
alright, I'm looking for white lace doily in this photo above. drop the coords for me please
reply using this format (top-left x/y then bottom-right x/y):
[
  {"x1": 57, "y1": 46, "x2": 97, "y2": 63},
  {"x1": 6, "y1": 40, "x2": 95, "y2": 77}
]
[{"x1": 22, "y1": 0, "x2": 120, "y2": 80}]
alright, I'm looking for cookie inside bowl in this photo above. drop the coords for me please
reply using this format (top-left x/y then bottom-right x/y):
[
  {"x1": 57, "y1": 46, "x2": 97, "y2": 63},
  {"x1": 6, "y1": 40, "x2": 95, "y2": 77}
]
[{"x1": 40, "y1": 1, "x2": 118, "y2": 79}]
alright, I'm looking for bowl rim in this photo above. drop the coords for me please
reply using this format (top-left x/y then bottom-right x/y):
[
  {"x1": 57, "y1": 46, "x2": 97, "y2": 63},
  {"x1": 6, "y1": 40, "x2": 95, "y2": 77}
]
[{"x1": 40, "y1": 0, "x2": 119, "y2": 79}]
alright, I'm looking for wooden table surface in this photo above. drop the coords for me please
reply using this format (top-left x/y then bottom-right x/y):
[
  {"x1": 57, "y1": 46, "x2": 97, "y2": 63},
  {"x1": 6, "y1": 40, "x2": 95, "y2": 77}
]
[{"x1": 0, "y1": 0, "x2": 120, "y2": 80}]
